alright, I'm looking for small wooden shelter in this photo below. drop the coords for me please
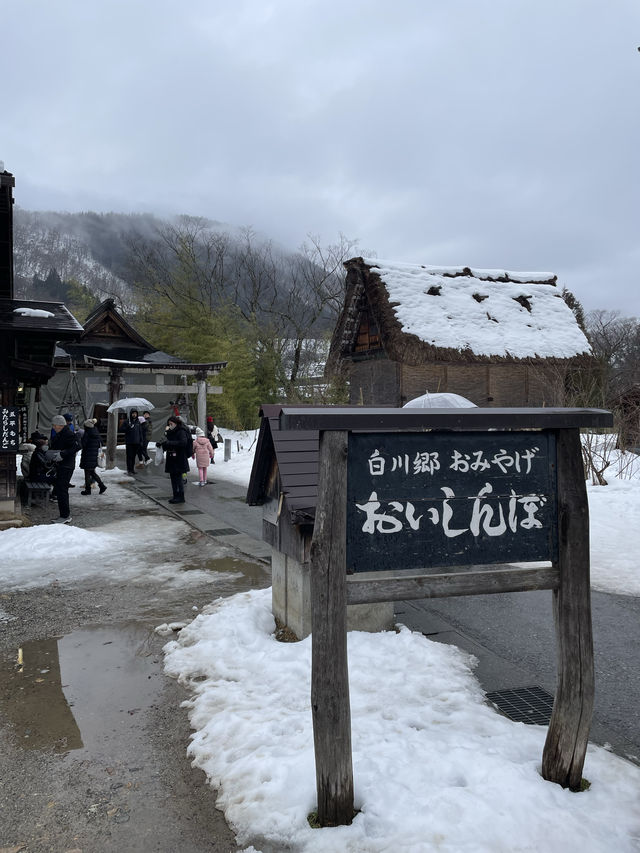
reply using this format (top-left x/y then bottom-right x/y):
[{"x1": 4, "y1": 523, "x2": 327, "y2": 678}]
[
  {"x1": 327, "y1": 257, "x2": 592, "y2": 407},
  {"x1": 0, "y1": 166, "x2": 83, "y2": 521},
  {"x1": 246, "y1": 404, "x2": 393, "y2": 638}
]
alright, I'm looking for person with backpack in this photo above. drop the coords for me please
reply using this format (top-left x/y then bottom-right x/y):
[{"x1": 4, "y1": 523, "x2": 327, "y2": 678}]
[{"x1": 158, "y1": 415, "x2": 191, "y2": 504}]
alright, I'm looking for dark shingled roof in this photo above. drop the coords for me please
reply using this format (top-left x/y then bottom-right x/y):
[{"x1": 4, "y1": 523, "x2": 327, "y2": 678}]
[
  {"x1": 247, "y1": 404, "x2": 318, "y2": 525},
  {"x1": 0, "y1": 299, "x2": 84, "y2": 337}
]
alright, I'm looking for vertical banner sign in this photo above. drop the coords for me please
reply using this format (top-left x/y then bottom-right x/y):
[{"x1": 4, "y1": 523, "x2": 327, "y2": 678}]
[
  {"x1": 0, "y1": 406, "x2": 21, "y2": 453},
  {"x1": 347, "y1": 431, "x2": 558, "y2": 572}
]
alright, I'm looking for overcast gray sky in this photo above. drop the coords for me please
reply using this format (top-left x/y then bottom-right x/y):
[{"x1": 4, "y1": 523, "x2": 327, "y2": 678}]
[{"x1": 4, "y1": 0, "x2": 639, "y2": 315}]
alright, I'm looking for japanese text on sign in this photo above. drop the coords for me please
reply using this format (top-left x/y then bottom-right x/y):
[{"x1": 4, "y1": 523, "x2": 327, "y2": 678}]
[
  {"x1": 0, "y1": 407, "x2": 21, "y2": 452},
  {"x1": 346, "y1": 431, "x2": 557, "y2": 572}
]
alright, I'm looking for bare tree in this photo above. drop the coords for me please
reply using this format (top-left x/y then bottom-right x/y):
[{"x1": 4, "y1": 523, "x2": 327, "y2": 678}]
[{"x1": 274, "y1": 234, "x2": 359, "y2": 387}]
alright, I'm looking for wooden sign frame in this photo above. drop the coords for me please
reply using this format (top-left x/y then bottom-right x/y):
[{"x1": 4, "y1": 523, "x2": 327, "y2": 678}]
[{"x1": 280, "y1": 407, "x2": 613, "y2": 827}]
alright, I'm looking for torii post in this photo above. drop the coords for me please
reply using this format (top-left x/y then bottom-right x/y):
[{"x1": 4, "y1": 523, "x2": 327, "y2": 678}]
[
  {"x1": 105, "y1": 365, "x2": 123, "y2": 470},
  {"x1": 195, "y1": 369, "x2": 208, "y2": 432}
]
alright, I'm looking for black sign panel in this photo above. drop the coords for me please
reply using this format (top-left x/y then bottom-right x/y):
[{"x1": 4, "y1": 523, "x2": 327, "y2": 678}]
[
  {"x1": 0, "y1": 406, "x2": 21, "y2": 452},
  {"x1": 346, "y1": 431, "x2": 558, "y2": 573}
]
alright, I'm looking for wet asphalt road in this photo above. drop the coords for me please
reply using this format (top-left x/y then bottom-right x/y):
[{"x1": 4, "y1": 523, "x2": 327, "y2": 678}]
[
  {"x1": 0, "y1": 463, "x2": 271, "y2": 853},
  {"x1": 397, "y1": 587, "x2": 640, "y2": 764}
]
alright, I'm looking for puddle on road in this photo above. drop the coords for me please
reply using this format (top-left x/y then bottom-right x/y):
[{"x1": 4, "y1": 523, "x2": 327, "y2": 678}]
[
  {"x1": 0, "y1": 553, "x2": 270, "y2": 755},
  {"x1": 0, "y1": 624, "x2": 159, "y2": 755},
  {"x1": 181, "y1": 553, "x2": 266, "y2": 582}
]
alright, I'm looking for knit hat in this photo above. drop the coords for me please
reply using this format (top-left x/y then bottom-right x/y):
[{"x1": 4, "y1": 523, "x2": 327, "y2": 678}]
[
  {"x1": 52, "y1": 415, "x2": 67, "y2": 426},
  {"x1": 195, "y1": 427, "x2": 204, "y2": 436},
  {"x1": 63, "y1": 413, "x2": 73, "y2": 422},
  {"x1": 84, "y1": 418, "x2": 97, "y2": 428}
]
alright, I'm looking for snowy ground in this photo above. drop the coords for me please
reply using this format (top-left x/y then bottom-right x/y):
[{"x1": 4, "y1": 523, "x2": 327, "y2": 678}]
[{"x1": 5, "y1": 431, "x2": 640, "y2": 852}]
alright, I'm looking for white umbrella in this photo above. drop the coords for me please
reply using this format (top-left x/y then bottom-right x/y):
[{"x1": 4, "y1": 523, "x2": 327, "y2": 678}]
[
  {"x1": 107, "y1": 397, "x2": 155, "y2": 413},
  {"x1": 403, "y1": 392, "x2": 476, "y2": 409}
]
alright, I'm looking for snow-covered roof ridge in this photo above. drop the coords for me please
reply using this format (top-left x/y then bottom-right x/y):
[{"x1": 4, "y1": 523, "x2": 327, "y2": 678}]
[
  {"x1": 364, "y1": 257, "x2": 557, "y2": 284},
  {"x1": 361, "y1": 257, "x2": 590, "y2": 360}
]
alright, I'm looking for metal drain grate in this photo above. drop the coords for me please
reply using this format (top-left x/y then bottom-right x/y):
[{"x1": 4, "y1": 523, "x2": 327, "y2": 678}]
[
  {"x1": 205, "y1": 527, "x2": 240, "y2": 536},
  {"x1": 486, "y1": 685, "x2": 554, "y2": 725}
]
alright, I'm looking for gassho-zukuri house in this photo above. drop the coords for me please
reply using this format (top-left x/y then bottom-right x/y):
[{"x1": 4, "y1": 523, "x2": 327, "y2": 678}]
[{"x1": 326, "y1": 257, "x2": 592, "y2": 407}]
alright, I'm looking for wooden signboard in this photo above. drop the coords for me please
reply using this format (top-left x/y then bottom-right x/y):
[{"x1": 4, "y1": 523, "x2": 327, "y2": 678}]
[
  {"x1": 280, "y1": 407, "x2": 613, "y2": 828},
  {"x1": 347, "y1": 430, "x2": 558, "y2": 572},
  {"x1": 0, "y1": 406, "x2": 21, "y2": 452}
]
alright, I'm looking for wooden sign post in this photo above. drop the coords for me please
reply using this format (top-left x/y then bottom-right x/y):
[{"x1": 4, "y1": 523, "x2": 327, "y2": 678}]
[{"x1": 280, "y1": 407, "x2": 613, "y2": 825}]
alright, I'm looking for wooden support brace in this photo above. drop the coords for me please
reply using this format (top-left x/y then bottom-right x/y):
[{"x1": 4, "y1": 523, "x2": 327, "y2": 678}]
[
  {"x1": 346, "y1": 565, "x2": 559, "y2": 605},
  {"x1": 542, "y1": 427, "x2": 594, "y2": 790},
  {"x1": 309, "y1": 430, "x2": 354, "y2": 826}
]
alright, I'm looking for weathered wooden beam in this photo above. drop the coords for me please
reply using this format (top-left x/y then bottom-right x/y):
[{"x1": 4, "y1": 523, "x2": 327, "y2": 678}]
[
  {"x1": 542, "y1": 427, "x2": 594, "y2": 790},
  {"x1": 280, "y1": 406, "x2": 613, "y2": 432},
  {"x1": 87, "y1": 383, "x2": 222, "y2": 394},
  {"x1": 346, "y1": 565, "x2": 560, "y2": 604},
  {"x1": 309, "y1": 429, "x2": 354, "y2": 826}
]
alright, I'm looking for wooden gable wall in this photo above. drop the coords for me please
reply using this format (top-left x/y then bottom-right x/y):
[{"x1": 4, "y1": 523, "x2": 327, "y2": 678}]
[{"x1": 348, "y1": 358, "x2": 567, "y2": 407}]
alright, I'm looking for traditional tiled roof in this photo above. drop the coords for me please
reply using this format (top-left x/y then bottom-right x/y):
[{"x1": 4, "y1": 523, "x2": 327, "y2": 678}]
[{"x1": 247, "y1": 404, "x2": 318, "y2": 524}]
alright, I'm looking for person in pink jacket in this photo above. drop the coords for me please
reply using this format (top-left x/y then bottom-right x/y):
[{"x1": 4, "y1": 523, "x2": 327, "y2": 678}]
[{"x1": 192, "y1": 427, "x2": 215, "y2": 485}]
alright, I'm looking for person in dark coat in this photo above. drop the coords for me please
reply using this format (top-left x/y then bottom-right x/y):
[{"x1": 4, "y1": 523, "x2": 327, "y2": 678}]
[
  {"x1": 49, "y1": 414, "x2": 81, "y2": 523},
  {"x1": 79, "y1": 418, "x2": 106, "y2": 495},
  {"x1": 27, "y1": 438, "x2": 50, "y2": 482},
  {"x1": 159, "y1": 415, "x2": 190, "y2": 503},
  {"x1": 140, "y1": 410, "x2": 153, "y2": 463},
  {"x1": 122, "y1": 408, "x2": 144, "y2": 476}
]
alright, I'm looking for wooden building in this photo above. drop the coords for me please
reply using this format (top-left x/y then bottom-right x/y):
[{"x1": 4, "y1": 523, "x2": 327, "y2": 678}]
[
  {"x1": 247, "y1": 404, "x2": 393, "y2": 638},
  {"x1": 0, "y1": 166, "x2": 83, "y2": 521},
  {"x1": 327, "y1": 257, "x2": 592, "y2": 408},
  {"x1": 609, "y1": 384, "x2": 640, "y2": 452},
  {"x1": 38, "y1": 298, "x2": 226, "y2": 443}
]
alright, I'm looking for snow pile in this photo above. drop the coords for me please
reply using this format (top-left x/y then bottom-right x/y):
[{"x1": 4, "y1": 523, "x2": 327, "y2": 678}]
[
  {"x1": 13, "y1": 307, "x2": 55, "y2": 318},
  {"x1": 0, "y1": 470, "x2": 238, "y2": 590},
  {"x1": 164, "y1": 588, "x2": 640, "y2": 853}
]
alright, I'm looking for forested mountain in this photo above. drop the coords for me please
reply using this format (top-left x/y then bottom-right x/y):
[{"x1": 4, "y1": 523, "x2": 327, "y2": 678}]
[
  {"x1": 14, "y1": 209, "x2": 168, "y2": 312},
  {"x1": 12, "y1": 209, "x2": 640, "y2": 432},
  {"x1": 13, "y1": 208, "x2": 355, "y2": 426}
]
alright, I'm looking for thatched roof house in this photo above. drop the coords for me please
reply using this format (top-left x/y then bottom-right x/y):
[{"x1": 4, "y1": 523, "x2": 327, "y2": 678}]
[{"x1": 327, "y1": 257, "x2": 592, "y2": 407}]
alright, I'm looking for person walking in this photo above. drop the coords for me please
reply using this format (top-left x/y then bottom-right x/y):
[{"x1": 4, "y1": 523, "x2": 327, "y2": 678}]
[
  {"x1": 49, "y1": 414, "x2": 81, "y2": 523},
  {"x1": 192, "y1": 427, "x2": 215, "y2": 486},
  {"x1": 79, "y1": 418, "x2": 107, "y2": 495},
  {"x1": 122, "y1": 408, "x2": 144, "y2": 476},
  {"x1": 159, "y1": 415, "x2": 191, "y2": 503}
]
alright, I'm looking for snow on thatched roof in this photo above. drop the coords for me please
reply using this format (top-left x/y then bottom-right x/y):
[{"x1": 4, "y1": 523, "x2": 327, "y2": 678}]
[{"x1": 340, "y1": 258, "x2": 591, "y2": 362}]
